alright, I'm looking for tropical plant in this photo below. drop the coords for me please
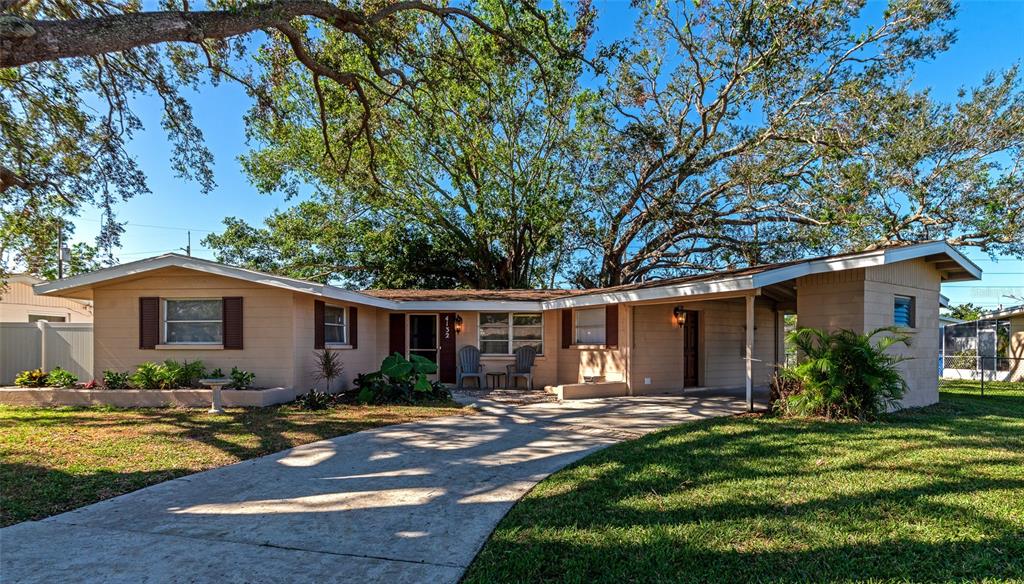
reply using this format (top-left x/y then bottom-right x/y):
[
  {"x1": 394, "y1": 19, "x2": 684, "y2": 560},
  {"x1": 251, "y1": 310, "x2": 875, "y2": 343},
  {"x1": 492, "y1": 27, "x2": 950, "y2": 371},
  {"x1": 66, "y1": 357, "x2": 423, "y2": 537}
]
[
  {"x1": 102, "y1": 370, "x2": 132, "y2": 390},
  {"x1": 294, "y1": 389, "x2": 334, "y2": 411},
  {"x1": 777, "y1": 327, "x2": 910, "y2": 420},
  {"x1": 46, "y1": 367, "x2": 78, "y2": 388},
  {"x1": 312, "y1": 349, "x2": 344, "y2": 392},
  {"x1": 162, "y1": 360, "x2": 207, "y2": 388},
  {"x1": 129, "y1": 362, "x2": 163, "y2": 390},
  {"x1": 353, "y1": 353, "x2": 450, "y2": 405},
  {"x1": 14, "y1": 368, "x2": 48, "y2": 387},
  {"x1": 227, "y1": 367, "x2": 256, "y2": 390}
]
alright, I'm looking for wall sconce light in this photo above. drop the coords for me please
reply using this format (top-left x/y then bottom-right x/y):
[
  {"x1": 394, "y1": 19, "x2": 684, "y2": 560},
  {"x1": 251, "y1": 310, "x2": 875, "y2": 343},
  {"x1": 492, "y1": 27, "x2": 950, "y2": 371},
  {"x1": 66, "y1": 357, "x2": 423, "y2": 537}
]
[
  {"x1": 454, "y1": 314, "x2": 464, "y2": 334},
  {"x1": 673, "y1": 306, "x2": 687, "y2": 328}
]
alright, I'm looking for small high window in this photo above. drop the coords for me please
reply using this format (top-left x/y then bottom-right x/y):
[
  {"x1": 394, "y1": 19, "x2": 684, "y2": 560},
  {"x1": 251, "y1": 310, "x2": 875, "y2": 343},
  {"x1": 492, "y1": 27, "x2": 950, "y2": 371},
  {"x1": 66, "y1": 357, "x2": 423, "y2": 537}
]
[
  {"x1": 164, "y1": 299, "x2": 222, "y2": 344},
  {"x1": 894, "y1": 295, "x2": 915, "y2": 328}
]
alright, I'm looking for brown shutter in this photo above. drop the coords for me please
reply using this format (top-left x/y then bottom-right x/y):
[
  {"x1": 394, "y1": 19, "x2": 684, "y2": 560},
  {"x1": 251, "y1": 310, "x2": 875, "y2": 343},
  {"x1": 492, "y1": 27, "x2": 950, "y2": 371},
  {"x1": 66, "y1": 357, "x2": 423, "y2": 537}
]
[
  {"x1": 349, "y1": 306, "x2": 358, "y2": 349},
  {"x1": 561, "y1": 309, "x2": 572, "y2": 349},
  {"x1": 223, "y1": 297, "x2": 243, "y2": 349},
  {"x1": 605, "y1": 304, "x2": 619, "y2": 347},
  {"x1": 139, "y1": 297, "x2": 159, "y2": 349},
  {"x1": 388, "y1": 313, "x2": 406, "y2": 356},
  {"x1": 314, "y1": 300, "x2": 325, "y2": 350}
]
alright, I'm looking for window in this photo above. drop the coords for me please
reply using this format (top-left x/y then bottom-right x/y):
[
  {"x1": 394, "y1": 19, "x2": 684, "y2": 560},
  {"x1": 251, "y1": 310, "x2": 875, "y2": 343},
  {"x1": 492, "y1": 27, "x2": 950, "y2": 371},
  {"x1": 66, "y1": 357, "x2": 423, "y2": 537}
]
[
  {"x1": 479, "y1": 312, "x2": 543, "y2": 355},
  {"x1": 28, "y1": 315, "x2": 65, "y2": 323},
  {"x1": 324, "y1": 305, "x2": 348, "y2": 345},
  {"x1": 164, "y1": 299, "x2": 222, "y2": 344},
  {"x1": 575, "y1": 307, "x2": 606, "y2": 344},
  {"x1": 894, "y1": 295, "x2": 915, "y2": 328}
]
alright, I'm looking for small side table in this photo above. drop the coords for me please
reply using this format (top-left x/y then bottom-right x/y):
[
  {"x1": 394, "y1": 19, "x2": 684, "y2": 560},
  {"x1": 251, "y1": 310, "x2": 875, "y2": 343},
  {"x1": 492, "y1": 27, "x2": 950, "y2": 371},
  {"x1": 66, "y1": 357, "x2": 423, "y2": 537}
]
[
  {"x1": 486, "y1": 372, "x2": 506, "y2": 390},
  {"x1": 200, "y1": 378, "x2": 231, "y2": 414}
]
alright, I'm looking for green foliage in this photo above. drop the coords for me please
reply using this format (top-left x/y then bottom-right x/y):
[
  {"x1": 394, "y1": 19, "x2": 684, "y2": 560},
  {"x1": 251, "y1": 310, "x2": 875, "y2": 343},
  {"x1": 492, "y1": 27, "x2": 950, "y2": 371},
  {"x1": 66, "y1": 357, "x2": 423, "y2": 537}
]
[
  {"x1": 102, "y1": 370, "x2": 132, "y2": 390},
  {"x1": 776, "y1": 327, "x2": 910, "y2": 420},
  {"x1": 312, "y1": 349, "x2": 344, "y2": 391},
  {"x1": 947, "y1": 303, "x2": 984, "y2": 321},
  {"x1": 129, "y1": 362, "x2": 163, "y2": 390},
  {"x1": 162, "y1": 360, "x2": 207, "y2": 389},
  {"x1": 294, "y1": 389, "x2": 334, "y2": 411},
  {"x1": 14, "y1": 369, "x2": 48, "y2": 387},
  {"x1": 354, "y1": 353, "x2": 450, "y2": 405},
  {"x1": 46, "y1": 367, "x2": 77, "y2": 388},
  {"x1": 227, "y1": 367, "x2": 255, "y2": 390}
]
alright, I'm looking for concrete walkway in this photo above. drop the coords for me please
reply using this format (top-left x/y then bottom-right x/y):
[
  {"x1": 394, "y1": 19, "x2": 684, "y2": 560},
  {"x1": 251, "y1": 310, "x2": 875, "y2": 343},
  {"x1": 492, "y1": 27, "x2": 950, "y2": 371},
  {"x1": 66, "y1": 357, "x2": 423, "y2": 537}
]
[{"x1": 1, "y1": 391, "x2": 753, "y2": 583}]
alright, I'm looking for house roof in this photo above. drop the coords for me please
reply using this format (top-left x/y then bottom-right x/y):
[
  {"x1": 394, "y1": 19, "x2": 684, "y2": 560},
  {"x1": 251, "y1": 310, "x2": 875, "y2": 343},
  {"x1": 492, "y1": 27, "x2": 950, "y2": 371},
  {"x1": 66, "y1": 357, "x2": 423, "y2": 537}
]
[
  {"x1": 979, "y1": 304, "x2": 1024, "y2": 320},
  {"x1": 33, "y1": 240, "x2": 981, "y2": 310}
]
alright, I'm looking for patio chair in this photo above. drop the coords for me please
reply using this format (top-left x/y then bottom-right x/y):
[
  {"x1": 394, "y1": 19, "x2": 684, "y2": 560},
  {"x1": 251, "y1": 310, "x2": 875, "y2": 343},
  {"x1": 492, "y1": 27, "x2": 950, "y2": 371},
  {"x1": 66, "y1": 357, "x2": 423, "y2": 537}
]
[
  {"x1": 506, "y1": 346, "x2": 537, "y2": 390},
  {"x1": 456, "y1": 345, "x2": 486, "y2": 390}
]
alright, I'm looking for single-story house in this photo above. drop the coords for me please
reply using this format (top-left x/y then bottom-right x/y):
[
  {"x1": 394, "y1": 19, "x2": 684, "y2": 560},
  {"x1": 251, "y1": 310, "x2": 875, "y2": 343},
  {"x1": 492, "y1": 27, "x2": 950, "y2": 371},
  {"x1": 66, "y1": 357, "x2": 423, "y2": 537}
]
[
  {"x1": 942, "y1": 304, "x2": 1024, "y2": 382},
  {"x1": 1, "y1": 274, "x2": 93, "y2": 323},
  {"x1": 31, "y1": 240, "x2": 981, "y2": 409}
]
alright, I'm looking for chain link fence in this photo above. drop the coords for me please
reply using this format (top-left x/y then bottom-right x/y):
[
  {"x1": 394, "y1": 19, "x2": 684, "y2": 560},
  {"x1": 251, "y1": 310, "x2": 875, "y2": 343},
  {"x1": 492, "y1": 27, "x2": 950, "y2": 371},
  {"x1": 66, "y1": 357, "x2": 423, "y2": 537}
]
[{"x1": 940, "y1": 315, "x2": 1023, "y2": 396}]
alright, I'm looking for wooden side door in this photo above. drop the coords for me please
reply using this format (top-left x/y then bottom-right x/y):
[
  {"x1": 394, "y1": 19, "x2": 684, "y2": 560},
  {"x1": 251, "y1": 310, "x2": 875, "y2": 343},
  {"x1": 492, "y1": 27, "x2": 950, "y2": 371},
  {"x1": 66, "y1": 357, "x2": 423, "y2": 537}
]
[{"x1": 683, "y1": 311, "x2": 699, "y2": 387}]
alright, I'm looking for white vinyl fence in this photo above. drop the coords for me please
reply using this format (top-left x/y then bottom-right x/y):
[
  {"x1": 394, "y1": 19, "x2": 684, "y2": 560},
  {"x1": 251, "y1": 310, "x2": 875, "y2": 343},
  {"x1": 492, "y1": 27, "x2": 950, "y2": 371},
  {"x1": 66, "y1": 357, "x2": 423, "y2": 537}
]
[{"x1": 0, "y1": 322, "x2": 93, "y2": 384}]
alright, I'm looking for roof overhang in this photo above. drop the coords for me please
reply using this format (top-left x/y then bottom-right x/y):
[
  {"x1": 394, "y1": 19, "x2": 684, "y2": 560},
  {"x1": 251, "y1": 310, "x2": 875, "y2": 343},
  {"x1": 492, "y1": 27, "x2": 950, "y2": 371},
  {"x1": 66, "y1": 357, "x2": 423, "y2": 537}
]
[
  {"x1": 32, "y1": 241, "x2": 983, "y2": 312},
  {"x1": 540, "y1": 241, "x2": 983, "y2": 309},
  {"x1": 33, "y1": 254, "x2": 400, "y2": 309}
]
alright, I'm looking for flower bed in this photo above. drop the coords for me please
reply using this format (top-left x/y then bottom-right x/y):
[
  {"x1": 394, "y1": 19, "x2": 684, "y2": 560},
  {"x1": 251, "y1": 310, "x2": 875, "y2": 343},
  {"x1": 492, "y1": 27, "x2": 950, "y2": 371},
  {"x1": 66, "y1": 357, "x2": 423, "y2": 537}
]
[{"x1": 0, "y1": 386, "x2": 297, "y2": 408}]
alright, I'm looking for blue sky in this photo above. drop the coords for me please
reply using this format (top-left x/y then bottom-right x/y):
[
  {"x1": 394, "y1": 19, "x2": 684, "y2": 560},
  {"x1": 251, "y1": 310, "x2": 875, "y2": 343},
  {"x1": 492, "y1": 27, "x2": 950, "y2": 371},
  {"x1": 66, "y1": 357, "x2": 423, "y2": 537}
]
[{"x1": 71, "y1": 0, "x2": 1023, "y2": 307}]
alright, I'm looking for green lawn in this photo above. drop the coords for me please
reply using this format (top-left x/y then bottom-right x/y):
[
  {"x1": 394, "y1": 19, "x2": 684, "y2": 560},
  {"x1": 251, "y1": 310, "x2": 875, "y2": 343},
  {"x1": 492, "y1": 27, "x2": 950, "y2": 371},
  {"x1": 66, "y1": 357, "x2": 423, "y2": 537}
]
[
  {"x1": 0, "y1": 402, "x2": 468, "y2": 527},
  {"x1": 465, "y1": 381, "x2": 1024, "y2": 583}
]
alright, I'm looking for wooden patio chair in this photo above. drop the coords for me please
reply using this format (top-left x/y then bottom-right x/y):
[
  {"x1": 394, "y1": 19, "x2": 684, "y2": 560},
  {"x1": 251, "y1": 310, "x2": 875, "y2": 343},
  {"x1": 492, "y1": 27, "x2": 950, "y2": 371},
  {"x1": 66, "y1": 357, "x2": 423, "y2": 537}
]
[
  {"x1": 456, "y1": 345, "x2": 486, "y2": 390},
  {"x1": 506, "y1": 346, "x2": 537, "y2": 390}
]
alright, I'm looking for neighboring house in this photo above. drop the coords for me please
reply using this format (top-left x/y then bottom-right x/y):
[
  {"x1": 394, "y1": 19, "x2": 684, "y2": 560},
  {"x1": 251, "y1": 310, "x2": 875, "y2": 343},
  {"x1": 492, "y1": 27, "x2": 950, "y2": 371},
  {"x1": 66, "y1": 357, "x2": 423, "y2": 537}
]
[
  {"x1": 1, "y1": 274, "x2": 93, "y2": 323},
  {"x1": 31, "y1": 241, "x2": 980, "y2": 409},
  {"x1": 942, "y1": 304, "x2": 1024, "y2": 382}
]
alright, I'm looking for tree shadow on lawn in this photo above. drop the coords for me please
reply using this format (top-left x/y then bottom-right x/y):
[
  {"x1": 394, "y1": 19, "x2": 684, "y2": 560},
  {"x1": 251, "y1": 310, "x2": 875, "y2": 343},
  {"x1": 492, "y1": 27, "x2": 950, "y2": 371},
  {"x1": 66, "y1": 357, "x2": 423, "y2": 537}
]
[
  {"x1": 465, "y1": 395, "x2": 1024, "y2": 583},
  {"x1": 0, "y1": 404, "x2": 466, "y2": 526}
]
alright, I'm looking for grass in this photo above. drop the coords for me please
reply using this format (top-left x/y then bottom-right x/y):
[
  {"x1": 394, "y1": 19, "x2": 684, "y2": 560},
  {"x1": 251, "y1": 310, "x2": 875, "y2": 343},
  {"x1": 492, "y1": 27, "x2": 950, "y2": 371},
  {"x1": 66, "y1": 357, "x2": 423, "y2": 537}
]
[
  {"x1": 0, "y1": 402, "x2": 467, "y2": 527},
  {"x1": 464, "y1": 381, "x2": 1024, "y2": 583}
]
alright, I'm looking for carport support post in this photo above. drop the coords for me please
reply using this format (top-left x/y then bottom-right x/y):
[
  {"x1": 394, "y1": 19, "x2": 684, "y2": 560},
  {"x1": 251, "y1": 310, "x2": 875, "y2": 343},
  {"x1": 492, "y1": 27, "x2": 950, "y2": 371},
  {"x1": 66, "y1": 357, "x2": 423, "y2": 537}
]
[{"x1": 745, "y1": 295, "x2": 754, "y2": 412}]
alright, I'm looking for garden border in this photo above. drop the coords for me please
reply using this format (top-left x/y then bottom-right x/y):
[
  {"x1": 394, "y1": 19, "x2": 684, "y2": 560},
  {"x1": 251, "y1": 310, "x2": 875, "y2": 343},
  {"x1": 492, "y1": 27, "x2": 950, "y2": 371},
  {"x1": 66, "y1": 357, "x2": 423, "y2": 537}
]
[{"x1": 0, "y1": 386, "x2": 298, "y2": 408}]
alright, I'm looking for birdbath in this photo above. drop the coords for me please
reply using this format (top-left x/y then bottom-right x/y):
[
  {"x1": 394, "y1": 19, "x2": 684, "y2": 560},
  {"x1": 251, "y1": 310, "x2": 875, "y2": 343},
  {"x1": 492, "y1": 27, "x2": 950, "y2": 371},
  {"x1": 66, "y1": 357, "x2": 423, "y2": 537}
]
[{"x1": 200, "y1": 378, "x2": 231, "y2": 414}]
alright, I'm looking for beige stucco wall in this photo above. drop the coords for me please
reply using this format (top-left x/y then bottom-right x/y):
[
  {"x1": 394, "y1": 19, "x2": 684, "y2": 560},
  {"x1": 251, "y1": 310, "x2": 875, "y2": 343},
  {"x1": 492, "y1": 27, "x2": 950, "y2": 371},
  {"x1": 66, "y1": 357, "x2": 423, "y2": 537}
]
[
  {"x1": 92, "y1": 268, "x2": 298, "y2": 388},
  {"x1": 291, "y1": 296, "x2": 386, "y2": 392},
  {"x1": 1, "y1": 279, "x2": 93, "y2": 323},
  {"x1": 629, "y1": 298, "x2": 780, "y2": 393},
  {"x1": 796, "y1": 259, "x2": 944, "y2": 409}
]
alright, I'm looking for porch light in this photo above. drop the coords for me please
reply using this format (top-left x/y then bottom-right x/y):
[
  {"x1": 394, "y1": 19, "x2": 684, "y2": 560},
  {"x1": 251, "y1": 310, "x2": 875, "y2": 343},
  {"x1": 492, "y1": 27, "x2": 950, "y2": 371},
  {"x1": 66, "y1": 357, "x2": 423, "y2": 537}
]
[
  {"x1": 673, "y1": 306, "x2": 687, "y2": 328},
  {"x1": 454, "y1": 314, "x2": 464, "y2": 334}
]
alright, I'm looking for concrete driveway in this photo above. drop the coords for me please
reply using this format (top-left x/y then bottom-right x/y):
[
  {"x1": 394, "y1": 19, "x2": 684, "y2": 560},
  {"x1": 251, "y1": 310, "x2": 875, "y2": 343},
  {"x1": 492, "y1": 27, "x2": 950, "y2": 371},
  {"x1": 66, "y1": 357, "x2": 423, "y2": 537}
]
[{"x1": 1, "y1": 391, "x2": 752, "y2": 583}]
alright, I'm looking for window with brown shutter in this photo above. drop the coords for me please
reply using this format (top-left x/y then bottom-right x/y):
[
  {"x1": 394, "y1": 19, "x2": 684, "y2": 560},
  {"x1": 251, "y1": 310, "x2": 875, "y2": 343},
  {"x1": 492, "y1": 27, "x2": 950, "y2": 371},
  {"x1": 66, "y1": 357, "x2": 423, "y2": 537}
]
[
  {"x1": 314, "y1": 300, "x2": 325, "y2": 349},
  {"x1": 223, "y1": 297, "x2": 243, "y2": 349},
  {"x1": 139, "y1": 297, "x2": 159, "y2": 349}
]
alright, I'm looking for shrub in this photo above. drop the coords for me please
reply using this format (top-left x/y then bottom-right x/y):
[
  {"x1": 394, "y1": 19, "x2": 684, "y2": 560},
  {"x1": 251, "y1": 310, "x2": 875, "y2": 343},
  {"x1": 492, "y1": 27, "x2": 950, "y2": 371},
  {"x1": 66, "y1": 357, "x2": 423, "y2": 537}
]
[
  {"x1": 353, "y1": 353, "x2": 451, "y2": 405},
  {"x1": 312, "y1": 349, "x2": 344, "y2": 391},
  {"x1": 103, "y1": 370, "x2": 132, "y2": 390},
  {"x1": 129, "y1": 362, "x2": 163, "y2": 390},
  {"x1": 209, "y1": 368, "x2": 224, "y2": 378},
  {"x1": 82, "y1": 379, "x2": 99, "y2": 389},
  {"x1": 227, "y1": 367, "x2": 255, "y2": 390},
  {"x1": 47, "y1": 367, "x2": 78, "y2": 388},
  {"x1": 14, "y1": 368, "x2": 48, "y2": 387},
  {"x1": 777, "y1": 327, "x2": 910, "y2": 420},
  {"x1": 294, "y1": 389, "x2": 334, "y2": 410}
]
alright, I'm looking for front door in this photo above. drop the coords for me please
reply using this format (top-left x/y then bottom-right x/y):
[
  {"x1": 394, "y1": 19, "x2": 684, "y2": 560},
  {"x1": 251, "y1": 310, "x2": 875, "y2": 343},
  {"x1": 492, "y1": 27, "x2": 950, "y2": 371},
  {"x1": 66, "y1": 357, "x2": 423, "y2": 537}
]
[
  {"x1": 683, "y1": 311, "x2": 699, "y2": 387},
  {"x1": 408, "y1": 314, "x2": 439, "y2": 365}
]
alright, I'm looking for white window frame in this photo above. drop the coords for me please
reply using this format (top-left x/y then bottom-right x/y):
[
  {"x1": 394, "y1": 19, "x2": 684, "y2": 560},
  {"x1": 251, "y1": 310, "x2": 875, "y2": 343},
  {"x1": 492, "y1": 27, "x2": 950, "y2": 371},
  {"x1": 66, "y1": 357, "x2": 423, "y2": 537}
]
[
  {"x1": 574, "y1": 307, "x2": 606, "y2": 345},
  {"x1": 162, "y1": 298, "x2": 223, "y2": 345},
  {"x1": 478, "y1": 312, "x2": 543, "y2": 356},
  {"x1": 894, "y1": 295, "x2": 916, "y2": 328},
  {"x1": 324, "y1": 304, "x2": 349, "y2": 346}
]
